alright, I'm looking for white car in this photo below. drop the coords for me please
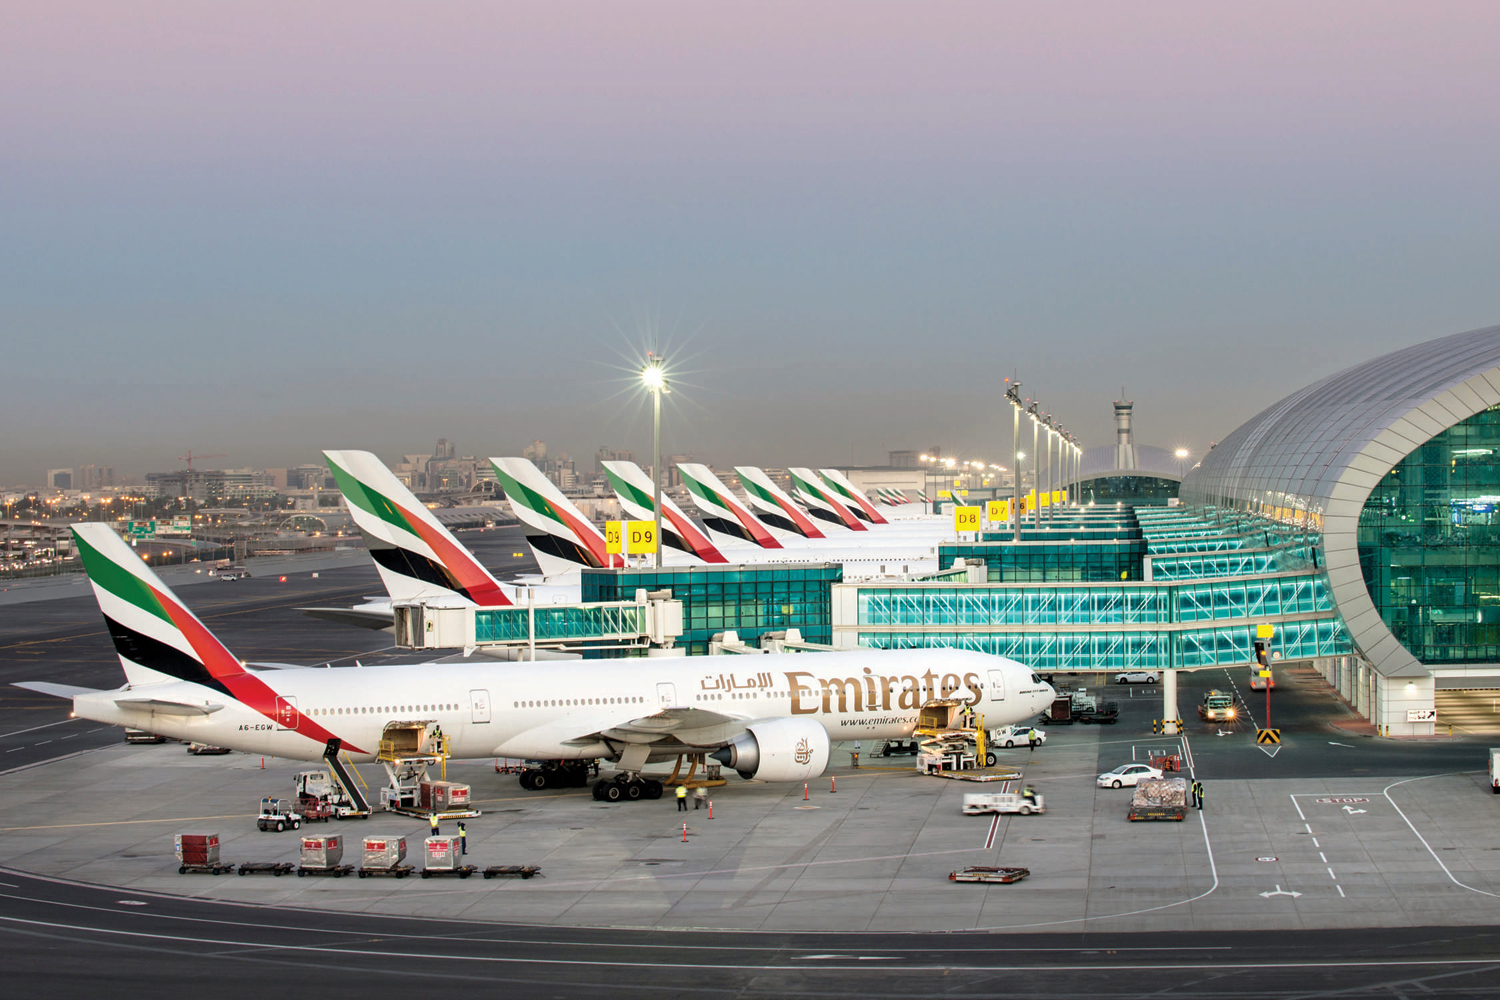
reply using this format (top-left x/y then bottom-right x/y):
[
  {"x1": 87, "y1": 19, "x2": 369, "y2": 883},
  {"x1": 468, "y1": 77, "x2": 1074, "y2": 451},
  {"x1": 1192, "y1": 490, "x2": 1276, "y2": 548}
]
[
  {"x1": 989, "y1": 725, "x2": 1047, "y2": 748},
  {"x1": 1114, "y1": 671, "x2": 1160, "y2": 684},
  {"x1": 1097, "y1": 764, "x2": 1163, "y2": 788}
]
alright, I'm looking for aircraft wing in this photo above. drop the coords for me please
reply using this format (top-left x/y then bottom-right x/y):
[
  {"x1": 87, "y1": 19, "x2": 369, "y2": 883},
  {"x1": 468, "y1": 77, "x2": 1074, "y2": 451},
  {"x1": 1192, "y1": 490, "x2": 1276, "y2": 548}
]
[
  {"x1": 492, "y1": 706, "x2": 750, "y2": 758},
  {"x1": 298, "y1": 606, "x2": 395, "y2": 630}
]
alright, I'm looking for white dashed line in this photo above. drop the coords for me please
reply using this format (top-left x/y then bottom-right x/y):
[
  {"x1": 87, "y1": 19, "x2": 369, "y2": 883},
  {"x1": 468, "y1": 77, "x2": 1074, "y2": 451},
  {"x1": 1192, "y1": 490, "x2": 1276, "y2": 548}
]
[{"x1": 1327, "y1": 867, "x2": 1336, "y2": 879}]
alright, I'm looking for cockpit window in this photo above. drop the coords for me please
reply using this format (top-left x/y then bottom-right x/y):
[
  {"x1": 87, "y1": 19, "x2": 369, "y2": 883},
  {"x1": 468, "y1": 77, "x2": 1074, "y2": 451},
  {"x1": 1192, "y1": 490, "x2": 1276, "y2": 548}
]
[{"x1": 1031, "y1": 673, "x2": 1043, "y2": 684}]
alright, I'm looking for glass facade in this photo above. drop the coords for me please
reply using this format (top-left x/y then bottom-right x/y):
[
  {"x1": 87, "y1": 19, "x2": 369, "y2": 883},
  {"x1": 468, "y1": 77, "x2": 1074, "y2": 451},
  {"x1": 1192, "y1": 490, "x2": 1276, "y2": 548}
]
[
  {"x1": 941, "y1": 541, "x2": 1146, "y2": 582},
  {"x1": 474, "y1": 604, "x2": 646, "y2": 644},
  {"x1": 1076, "y1": 475, "x2": 1180, "y2": 505},
  {"x1": 1359, "y1": 405, "x2": 1500, "y2": 664},
  {"x1": 843, "y1": 504, "x2": 1352, "y2": 673},
  {"x1": 582, "y1": 564, "x2": 841, "y2": 656}
]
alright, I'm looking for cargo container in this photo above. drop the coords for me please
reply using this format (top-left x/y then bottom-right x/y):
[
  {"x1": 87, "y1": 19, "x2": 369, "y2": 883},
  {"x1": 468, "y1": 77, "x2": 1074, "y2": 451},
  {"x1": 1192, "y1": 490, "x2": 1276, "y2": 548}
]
[
  {"x1": 175, "y1": 833, "x2": 219, "y2": 866},
  {"x1": 424, "y1": 836, "x2": 459, "y2": 870},
  {"x1": 419, "y1": 781, "x2": 471, "y2": 812},
  {"x1": 300, "y1": 834, "x2": 344, "y2": 868},
  {"x1": 362, "y1": 836, "x2": 407, "y2": 868}
]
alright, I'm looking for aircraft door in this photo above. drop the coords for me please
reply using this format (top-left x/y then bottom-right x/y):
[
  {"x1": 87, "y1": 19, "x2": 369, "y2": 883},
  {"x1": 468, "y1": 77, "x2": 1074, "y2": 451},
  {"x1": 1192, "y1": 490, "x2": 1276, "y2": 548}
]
[
  {"x1": 987, "y1": 670, "x2": 1006, "y2": 703},
  {"x1": 470, "y1": 689, "x2": 491, "y2": 724},
  {"x1": 656, "y1": 683, "x2": 677, "y2": 709},
  {"x1": 275, "y1": 695, "x2": 299, "y2": 731}
]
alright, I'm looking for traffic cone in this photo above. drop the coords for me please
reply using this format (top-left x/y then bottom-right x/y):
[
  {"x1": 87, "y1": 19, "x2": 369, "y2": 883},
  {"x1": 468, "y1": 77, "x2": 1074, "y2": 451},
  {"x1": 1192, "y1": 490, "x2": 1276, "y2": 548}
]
[
  {"x1": 803, "y1": 782, "x2": 808, "y2": 800},
  {"x1": 708, "y1": 800, "x2": 713, "y2": 820},
  {"x1": 682, "y1": 822, "x2": 688, "y2": 842},
  {"x1": 831, "y1": 776, "x2": 837, "y2": 793}
]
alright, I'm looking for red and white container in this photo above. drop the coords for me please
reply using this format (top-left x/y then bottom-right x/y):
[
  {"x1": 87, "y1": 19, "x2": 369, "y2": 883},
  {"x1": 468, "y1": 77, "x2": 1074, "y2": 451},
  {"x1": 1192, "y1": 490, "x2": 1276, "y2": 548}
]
[
  {"x1": 419, "y1": 781, "x2": 471, "y2": 812},
  {"x1": 175, "y1": 833, "x2": 220, "y2": 865},
  {"x1": 301, "y1": 834, "x2": 343, "y2": 868},
  {"x1": 424, "y1": 836, "x2": 458, "y2": 870},
  {"x1": 362, "y1": 836, "x2": 407, "y2": 868}
]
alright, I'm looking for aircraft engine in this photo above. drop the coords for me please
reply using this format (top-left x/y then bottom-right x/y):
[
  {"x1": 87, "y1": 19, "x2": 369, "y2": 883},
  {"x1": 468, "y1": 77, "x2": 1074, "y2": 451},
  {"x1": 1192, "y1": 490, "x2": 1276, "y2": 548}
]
[{"x1": 710, "y1": 718, "x2": 829, "y2": 782}]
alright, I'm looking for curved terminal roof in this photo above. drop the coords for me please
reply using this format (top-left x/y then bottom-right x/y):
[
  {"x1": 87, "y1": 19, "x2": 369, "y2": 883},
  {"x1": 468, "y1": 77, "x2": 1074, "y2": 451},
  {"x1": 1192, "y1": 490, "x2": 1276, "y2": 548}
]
[
  {"x1": 1180, "y1": 323, "x2": 1500, "y2": 677},
  {"x1": 1076, "y1": 444, "x2": 1183, "y2": 484}
]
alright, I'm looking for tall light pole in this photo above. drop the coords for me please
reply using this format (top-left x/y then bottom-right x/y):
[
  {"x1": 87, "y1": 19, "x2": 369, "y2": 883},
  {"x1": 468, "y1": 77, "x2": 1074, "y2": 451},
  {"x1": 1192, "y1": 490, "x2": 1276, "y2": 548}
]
[
  {"x1": 641, "y1": 354, "x2": 667, "y2": 569},
  {"x1": 1006, "y1": 380, "x2": 1022, "y2": 542}
]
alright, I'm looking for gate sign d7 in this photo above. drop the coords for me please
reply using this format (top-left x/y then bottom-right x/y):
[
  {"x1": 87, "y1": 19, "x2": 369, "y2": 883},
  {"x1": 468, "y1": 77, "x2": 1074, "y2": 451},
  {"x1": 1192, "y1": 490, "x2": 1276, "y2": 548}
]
[{"x1": 953, "y1": 506, "x2": 981, "y2": 533}]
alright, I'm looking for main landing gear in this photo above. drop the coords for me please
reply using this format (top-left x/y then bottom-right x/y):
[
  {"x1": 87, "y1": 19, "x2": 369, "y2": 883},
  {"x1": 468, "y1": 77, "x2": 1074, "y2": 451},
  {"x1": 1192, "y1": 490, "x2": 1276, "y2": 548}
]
[
  {"x1": 592, "y1": 776, "x2": 664, "y2": 802},
  {"x1": 518, "y1": 762, "x2": 591, "y2": 790}
]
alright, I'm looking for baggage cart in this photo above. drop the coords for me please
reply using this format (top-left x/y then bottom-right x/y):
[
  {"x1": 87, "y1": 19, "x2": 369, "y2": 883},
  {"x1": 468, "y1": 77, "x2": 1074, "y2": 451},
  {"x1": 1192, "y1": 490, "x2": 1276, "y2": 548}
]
[
  {"x1": 236, "y1": 862, "x2": 295, "y2": 876},
  {"x1": 1128, "y1": 777, "x2": 1188, "y2": 821},
  {"x1": 421, "y1": 836, "x2": 477, "y2": 878},
  {"x1": 359, "y1": 835, "x2": 415, "y2": 877},
  {"x1": 174, "y1": 832, "x2": 230, "y2": 873},
  {"x1": 1149, "y1": 754, "x2": 1182, "y2": 772},
  {"x1": 419, "y1": 780, "x2": 472, "y2": 812},
  {"x1": 482, "y1": 865, "x2": 542, "y2": 879},
  {"x1": 949, "y1": 866, "x2": 1030, "y2": 884},
  {"x1": 256, "y1": 797, "x2": 302, "y2": 832},
  {"x1": 298, "y1": 834, "x2": 355, "y2": 876}
]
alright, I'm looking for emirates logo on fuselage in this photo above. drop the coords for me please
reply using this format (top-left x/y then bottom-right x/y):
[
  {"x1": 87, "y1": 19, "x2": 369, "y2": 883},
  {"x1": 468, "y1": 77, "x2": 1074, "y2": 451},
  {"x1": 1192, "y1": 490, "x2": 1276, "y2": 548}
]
[{"x1": 793, "y1": 737, "x2": 812, "y2": 765}]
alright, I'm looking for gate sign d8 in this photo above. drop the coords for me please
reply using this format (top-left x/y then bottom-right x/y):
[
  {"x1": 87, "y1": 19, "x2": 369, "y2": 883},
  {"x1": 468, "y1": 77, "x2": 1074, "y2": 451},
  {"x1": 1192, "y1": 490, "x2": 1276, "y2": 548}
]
[
  {"x1": 954, "y1": 506, "x2": 981, "y2": 532},
  {"x1": 627, "y1": 521, "x2": 658, "y2": 554}
]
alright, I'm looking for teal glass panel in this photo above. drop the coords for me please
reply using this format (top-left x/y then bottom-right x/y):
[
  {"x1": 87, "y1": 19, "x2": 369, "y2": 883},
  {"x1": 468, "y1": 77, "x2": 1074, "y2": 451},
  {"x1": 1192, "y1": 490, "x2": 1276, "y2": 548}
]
[{"x1": 1359, "y1": 405, "x2": 1500, "y2": 664}]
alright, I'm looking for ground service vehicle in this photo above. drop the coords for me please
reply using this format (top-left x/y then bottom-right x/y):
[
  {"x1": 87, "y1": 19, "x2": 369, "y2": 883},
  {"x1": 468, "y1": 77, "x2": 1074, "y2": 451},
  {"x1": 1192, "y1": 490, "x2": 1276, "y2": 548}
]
[
  {"x1": 1098, "y1": 764, "x2": 1163, "y2": 788},
  {"x1": 257, "y1": 798, "x2": 303, "y2": 832},
  {"x1": 1248, "y1": 668, "x2": 1276, "y2": 691},
  {"x1": 989, "y1": 725, "x2": 1046, "y2": 748},
  {"x1": 1115, "y1": 671, "x2": 1159, "y2": 684},
  {"x1": 125, "y1": 729, "x2": 166, "y2": 744},
  {"x1": 962, "y1": 791, "x2": 1045, "y2": 815},
  {"x1": 187, "y1": 742, "x2": 232, "y2": 755},
  {"x1": 1198, "y1": 690, "x2": 1237, "y2": 722}
]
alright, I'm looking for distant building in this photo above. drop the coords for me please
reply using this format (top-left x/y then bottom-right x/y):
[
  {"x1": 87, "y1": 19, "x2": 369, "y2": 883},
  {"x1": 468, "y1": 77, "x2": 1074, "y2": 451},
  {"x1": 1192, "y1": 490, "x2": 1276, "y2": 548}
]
[
  {"x1": 888, "y1": 450, "x2": 917, "y2": 468},
  {"x1": 523, "y1": 440, "x2": 547, "y2": 463},
  {"x1": 46, "y1": 469, "x2": 72, "y2": 490},
  {"x1": 1072, "y1": 399, "x2": 1182, "y2": 505},
  {"x1": 78, "y1": 464, "x2": 114, "y2": 489},
  {"x1": 434, "y1": 437, "x2": 457, "y2": 460},
  {"x1": 595, "y1": 446, "x2": 636, "y2": 474}
]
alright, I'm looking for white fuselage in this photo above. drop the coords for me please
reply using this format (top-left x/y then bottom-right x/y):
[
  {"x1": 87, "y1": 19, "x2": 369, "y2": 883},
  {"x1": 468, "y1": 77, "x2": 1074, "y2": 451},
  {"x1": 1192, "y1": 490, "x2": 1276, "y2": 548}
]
[{"x1": 75, "y1": 648, "x2": 1053, "y2": 769}]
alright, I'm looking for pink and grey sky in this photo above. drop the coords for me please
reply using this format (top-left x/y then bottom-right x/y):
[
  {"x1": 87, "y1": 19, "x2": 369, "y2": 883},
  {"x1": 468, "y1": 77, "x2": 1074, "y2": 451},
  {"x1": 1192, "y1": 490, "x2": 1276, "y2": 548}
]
[{"x1": 5, "y1": 2, "x2": 1499, "y2": 482}]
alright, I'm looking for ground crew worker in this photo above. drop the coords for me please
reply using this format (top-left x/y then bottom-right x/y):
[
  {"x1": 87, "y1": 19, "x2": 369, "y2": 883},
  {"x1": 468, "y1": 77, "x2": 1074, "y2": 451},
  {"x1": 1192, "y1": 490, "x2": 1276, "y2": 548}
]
[
  {"x1": 429, "y1": 812, "x2": 439, "y2": 836},
  {"x1": 676, "y1": 784, "x2": 689, "y2": 811},
  {"x1": 458, "y1": 820, "x2": 467, "y2": 855},
  {"x1": 1194, "y1": 781, "x2": 1205, "y2": 810},
  {"x1": 1021, "y1": 784, "x2": 1037, "y2": 805},
  {"x1": 693, "y1": 786, "x2": 708, "y2": 810},
  {"x1": 1027, "y1": 728, "x2": 1039, "y2": 752}
]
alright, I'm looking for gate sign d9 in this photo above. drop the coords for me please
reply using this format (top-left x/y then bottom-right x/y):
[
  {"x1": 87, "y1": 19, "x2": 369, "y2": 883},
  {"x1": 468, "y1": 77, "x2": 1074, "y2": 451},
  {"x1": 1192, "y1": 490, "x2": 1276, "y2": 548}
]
[
  {"x1": 953, "y1": 506, "x2": 981, "y2": 533},
  {"x1": 627, "y1": 520, "x2": 658, "y2": 554}
]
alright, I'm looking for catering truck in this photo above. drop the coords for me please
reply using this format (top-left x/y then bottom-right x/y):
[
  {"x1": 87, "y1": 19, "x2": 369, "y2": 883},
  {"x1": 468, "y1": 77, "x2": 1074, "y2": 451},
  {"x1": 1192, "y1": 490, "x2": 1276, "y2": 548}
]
[{"x1": 1198, "y1": 690, "x2": 1237, "y2": 723}]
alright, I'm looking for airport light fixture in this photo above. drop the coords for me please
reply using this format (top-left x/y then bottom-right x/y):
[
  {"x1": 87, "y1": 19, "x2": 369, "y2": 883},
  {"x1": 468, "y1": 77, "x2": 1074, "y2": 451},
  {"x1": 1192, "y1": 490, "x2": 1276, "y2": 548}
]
[{"x1": 641, "y1": 353, "x2": 668, "y2": 568}]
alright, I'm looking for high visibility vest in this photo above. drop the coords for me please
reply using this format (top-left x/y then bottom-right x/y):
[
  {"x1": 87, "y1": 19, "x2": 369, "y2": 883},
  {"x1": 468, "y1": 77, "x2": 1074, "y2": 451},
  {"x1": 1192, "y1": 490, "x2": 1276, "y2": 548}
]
[{"x1": 676, "y1": 785, "x2": 687, "y2": 798}]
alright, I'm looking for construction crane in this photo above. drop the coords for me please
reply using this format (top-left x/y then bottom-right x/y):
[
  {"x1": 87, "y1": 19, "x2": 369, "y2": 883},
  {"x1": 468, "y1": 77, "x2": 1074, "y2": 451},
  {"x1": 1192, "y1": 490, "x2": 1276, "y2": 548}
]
[{"x1": 177, "y1": 450, "x2": 226, "y2": 471}]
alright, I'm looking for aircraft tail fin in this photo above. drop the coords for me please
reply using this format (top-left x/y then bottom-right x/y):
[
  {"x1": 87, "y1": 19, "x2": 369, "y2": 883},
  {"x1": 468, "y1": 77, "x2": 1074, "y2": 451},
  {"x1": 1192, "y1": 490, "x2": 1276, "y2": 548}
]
[
  {"x1": 324, "y1": 450, "x2": 511, "y2": 606},
  {"x1": 732, "y1": 466, "x2": 826, "y2": 539},
  {"x1": 788, "y1": 468, "x2": 867, "y2": 531},
  {"x1": 602, "y1": 461, "x2": 728, "y2": 563},
  {"x1": 817, "y1": 469, "x2": 889, "y2": 525},
  {"x1": 676, "y1": 463, "x2": 782, "y2": 549},
  {"x1": 491, "y1": 458, "x2": 623, "y2": 576}
]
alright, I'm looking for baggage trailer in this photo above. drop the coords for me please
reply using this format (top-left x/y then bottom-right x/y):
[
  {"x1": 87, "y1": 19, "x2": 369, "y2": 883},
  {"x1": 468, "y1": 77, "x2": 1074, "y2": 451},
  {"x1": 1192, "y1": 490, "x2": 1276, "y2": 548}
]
[
  {"x1": 237, "y1": 862, "x2": 295, "y2": 877},
  {"x1": 421, "y1": 836, "x2": 477, "y2": 878},
  {"x1": 949, "y1": 866, "x2": 1030, "y2": 884},
  {"x1": 358, "y1": 836, "x2": 415, "y2": 878},
  {"x1": 483, "y1": 865, "x2": 543, "y2": 880},
  {"x1": 1128, "y1": 777, "x2": 1188, "y2": 821},
  {"x1": 298, "y1": 834, "x2": 355, "y2": 877}
]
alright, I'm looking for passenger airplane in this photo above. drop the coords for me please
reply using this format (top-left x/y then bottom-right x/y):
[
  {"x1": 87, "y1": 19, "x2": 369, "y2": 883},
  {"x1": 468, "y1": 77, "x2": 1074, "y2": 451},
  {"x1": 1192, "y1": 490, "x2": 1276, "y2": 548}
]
[{"x1": 21, "y1": 524, "x2": 1055, "y2": 798}]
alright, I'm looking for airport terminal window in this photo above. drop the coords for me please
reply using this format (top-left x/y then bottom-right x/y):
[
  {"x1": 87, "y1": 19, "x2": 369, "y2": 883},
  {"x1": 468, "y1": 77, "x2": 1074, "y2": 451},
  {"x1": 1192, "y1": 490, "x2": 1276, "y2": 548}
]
[{"x1": 1359, "y1": 405, "x2": 1500, "y2": 663}]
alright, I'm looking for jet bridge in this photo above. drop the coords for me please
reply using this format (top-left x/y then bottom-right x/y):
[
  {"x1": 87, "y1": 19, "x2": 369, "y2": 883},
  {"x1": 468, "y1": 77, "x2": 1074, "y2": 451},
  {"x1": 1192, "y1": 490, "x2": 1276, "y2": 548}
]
[{"x1": 392, "y1": 589, "x2": 683, "y2": 654}]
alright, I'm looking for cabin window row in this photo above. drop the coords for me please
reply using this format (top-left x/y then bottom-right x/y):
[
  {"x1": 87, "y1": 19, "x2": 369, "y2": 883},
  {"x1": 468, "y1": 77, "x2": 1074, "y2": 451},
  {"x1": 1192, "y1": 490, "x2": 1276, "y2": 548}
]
[
  {"x1": 310, "y1": 703, "x2": 456, "y2": 716},
  {"x1": 513, "y1": 696, "x2": 645, "y2": 708}
]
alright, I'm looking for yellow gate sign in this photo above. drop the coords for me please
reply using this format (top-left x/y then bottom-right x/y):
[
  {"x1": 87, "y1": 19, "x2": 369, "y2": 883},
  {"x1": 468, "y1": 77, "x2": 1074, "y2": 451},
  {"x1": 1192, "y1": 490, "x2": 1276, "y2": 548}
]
[
  {"x1": 987, "y1": 499, "x2": 1009, "y2": 523},
  {"x1": 627, "y1": 520, "x2": 657, "y2": 554},
  {"x1": 937, "y1": 489, "x2": 952, "y2": 499},
  {"x1": 605, "y1": 521, "x2": 622, "y2": 554},
  {"x1": 953, "y1": 506, "x2": 981, "y2": 533},
  {"x1": 1257, "y1": 623, "x2": 1275, "y2": 639},
  {"x1": 1256, "y1": 728, "x2": 1281, "y2": 744}
]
